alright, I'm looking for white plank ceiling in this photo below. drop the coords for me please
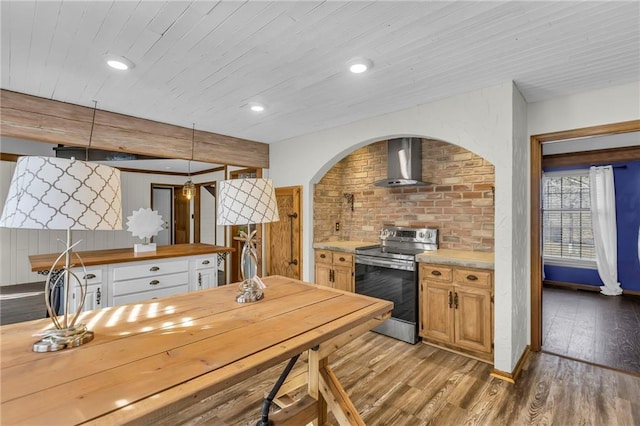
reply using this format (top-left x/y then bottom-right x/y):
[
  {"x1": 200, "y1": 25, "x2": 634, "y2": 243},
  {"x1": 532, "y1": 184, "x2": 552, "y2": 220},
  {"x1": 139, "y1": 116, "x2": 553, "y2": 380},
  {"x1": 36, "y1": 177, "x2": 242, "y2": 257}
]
[{"x1": 1, "y1": 1, "x2": 639, "y2": 144}]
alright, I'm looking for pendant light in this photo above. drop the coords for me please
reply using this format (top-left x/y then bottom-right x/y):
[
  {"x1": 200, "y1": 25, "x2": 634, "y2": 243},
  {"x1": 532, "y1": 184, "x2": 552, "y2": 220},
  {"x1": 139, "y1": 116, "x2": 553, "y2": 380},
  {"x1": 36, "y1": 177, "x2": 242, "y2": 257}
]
[{"x1": 183, "y1": 124, "x2": 196, "y2": 200}]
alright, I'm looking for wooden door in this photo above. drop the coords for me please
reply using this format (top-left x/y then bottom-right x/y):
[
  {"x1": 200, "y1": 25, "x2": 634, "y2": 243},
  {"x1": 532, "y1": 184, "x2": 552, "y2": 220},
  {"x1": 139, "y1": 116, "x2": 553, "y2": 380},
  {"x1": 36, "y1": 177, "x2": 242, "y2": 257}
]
[
  {"x1": 454, "y1": 286, "x2": 492, "y2": 353},
  {"x1": 266, "y1": 186, "x2": 302, "y2": 280},
  {"x1": 174, "y1": 188, "x2": 190, "y2": 244},
  {"x1": 421, "y1": 281, "x2": 454, "y2": 343}
]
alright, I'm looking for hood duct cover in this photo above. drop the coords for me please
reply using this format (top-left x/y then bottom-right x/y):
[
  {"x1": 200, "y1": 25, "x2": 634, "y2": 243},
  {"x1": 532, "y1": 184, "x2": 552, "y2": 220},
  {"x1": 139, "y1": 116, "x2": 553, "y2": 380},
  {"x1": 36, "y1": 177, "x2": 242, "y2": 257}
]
[{"x1": 374, "y1": 138, "x2": 432, "y2": 187}]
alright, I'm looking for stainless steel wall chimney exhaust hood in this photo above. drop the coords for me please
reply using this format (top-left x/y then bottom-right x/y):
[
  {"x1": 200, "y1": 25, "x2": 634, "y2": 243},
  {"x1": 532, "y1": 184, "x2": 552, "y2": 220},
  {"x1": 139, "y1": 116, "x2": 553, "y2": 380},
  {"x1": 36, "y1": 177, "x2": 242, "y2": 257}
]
[{"x1": 374, "y1": 138, "x2": 432, "y2": 187}]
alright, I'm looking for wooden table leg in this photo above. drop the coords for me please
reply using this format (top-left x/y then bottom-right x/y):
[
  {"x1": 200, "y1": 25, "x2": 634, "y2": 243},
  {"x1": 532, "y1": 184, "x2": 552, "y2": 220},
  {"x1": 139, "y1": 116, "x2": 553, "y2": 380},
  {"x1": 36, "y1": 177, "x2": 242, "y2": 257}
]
[{"x1": 308, "y1": 348, "x2": 328, "y2": 426}]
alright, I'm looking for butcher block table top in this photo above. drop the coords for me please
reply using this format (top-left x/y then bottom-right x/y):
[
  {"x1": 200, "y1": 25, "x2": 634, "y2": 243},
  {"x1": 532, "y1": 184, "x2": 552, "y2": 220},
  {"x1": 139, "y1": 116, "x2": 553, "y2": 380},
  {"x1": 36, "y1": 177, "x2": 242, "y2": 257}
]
[
  {"x1": 0, "y1": 276, "x2": 392, "y2": 425},
  {"x1": 28, "y1": 243, "x2": 234, "y2": 272}
]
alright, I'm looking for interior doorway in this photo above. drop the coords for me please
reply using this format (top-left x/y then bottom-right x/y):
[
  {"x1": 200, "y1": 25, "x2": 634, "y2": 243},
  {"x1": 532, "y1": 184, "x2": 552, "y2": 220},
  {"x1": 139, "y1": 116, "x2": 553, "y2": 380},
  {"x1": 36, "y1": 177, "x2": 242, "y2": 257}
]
[
  {"x1": 229, "y1": 168, "x2": 261, "y2": 283},
  {"x1": 151, "y1": 184, "x2": 192, "y2": 245},
  {"x1": 266, "y1": 186, "x2": 302, "y2": 280},
  {"x1": 530, "y1": 120, "x2": 640, "y2": 357}
]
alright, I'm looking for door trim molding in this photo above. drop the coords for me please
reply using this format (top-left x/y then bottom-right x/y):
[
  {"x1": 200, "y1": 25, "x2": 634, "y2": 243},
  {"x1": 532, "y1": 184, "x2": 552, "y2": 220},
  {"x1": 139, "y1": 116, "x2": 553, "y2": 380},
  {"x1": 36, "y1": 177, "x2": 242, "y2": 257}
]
[{"x1": 529, "y1": 119, "x2": 640, "y2": 351}]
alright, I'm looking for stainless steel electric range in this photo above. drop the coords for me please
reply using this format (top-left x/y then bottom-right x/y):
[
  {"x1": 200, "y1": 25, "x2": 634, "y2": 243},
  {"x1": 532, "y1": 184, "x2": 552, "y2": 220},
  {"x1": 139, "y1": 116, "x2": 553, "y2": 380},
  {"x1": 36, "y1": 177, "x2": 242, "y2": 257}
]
[{"x1": 355, "y1": 226, "x2": 438, "y2": 344}]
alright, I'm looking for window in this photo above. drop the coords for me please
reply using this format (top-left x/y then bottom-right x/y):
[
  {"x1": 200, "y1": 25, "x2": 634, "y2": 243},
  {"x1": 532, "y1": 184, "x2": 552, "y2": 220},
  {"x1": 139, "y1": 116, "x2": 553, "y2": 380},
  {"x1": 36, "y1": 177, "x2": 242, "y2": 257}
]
[{"x1": 542, "y1": 170, "x2": 596, "y2": 268}]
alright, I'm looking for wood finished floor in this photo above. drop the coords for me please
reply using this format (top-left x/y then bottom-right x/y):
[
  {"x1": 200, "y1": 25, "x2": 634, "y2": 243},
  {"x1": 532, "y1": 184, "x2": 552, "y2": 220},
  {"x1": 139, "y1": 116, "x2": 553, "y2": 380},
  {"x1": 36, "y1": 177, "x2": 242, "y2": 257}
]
[
  {"x1": 543, "y1": 286, "x2": 640, "y2": 375},
  {"x1": 162, "y1": 331, "x2": 640, "y2": 425}
]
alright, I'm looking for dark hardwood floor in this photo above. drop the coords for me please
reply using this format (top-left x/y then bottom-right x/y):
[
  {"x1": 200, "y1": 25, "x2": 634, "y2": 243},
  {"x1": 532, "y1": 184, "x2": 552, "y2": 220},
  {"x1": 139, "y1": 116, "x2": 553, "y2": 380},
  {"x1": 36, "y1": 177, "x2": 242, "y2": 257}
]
[
  {"x1": 0, "y1": 282, "x2": 47, "y2": 325},
  {"x1": 543, "y1": 285, "x2": 640, "y2": 375},
  {"x1": 161, "y1": 331, "x2": 640, "y2": 425}
]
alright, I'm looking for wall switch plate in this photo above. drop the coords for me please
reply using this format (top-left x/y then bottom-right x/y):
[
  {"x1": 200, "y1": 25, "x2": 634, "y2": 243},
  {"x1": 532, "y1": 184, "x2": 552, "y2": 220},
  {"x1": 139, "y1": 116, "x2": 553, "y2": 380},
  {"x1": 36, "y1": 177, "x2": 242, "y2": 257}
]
[{"x1": 335, "y1": 222, "x2": 340, "y2": 231}]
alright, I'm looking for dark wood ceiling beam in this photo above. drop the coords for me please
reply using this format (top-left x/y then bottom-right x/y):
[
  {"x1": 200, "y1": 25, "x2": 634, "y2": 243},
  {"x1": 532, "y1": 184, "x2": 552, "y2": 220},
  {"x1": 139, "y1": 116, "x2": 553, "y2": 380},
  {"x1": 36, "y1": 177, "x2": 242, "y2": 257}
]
[{"x1": 0, "y1": 89, "x2": 269, "y2": 169}]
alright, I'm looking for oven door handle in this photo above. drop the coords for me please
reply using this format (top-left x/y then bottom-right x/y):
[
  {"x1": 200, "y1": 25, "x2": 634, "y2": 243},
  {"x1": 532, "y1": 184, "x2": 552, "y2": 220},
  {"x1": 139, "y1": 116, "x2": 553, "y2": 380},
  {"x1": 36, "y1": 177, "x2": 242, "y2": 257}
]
[{"x1": 355, "y1": 256, "x2": 414, "y2": 271}]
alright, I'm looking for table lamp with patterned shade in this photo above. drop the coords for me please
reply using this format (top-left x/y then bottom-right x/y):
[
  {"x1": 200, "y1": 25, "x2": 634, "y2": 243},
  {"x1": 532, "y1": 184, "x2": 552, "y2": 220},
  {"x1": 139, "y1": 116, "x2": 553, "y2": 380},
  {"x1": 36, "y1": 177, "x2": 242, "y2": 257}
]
[
  {"x1": 0, "y1": 156, "x2": 122, "y2": 352},
  {"x1": 217, "y1": 178, "x2": 279, "y2": 303}
]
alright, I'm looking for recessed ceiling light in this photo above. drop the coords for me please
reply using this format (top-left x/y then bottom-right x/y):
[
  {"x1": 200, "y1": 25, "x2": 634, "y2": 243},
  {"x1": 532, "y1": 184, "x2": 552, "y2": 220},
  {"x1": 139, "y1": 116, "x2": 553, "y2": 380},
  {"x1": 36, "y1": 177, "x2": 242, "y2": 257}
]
[
  {"x1": 347, "y1": 57, "x2": 373, "y2": 74},
  {"x1": 105, "y1": 55, "x2": 135, "y2": 71},
  {"x1": 248, "y1": 102, "x2": 265, "y2": 112}
]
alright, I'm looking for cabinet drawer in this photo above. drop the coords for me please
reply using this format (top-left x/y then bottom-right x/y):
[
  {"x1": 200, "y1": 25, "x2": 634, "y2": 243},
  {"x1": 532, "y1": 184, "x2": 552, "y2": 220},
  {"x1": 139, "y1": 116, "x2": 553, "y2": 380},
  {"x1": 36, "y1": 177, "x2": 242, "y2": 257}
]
[
  {"x1": 112, "y1": 272, "x2": 190, "y2": 296},
  {"x1": 112, "y1": 260, "x2": 189, "y2": 282},
  {"x1": 454, "y1": 268, "x2": 492, "y2": 288},
  {"x1": 112, "y1": 283, "x2": 190, "y2": 306},
  {"x1": 315, "y1": 250, "x2": 333, "y2": 265},
  {"x1": 421, "y1": 265, "x2": 453, "y2": 282},
  {"x1": 332, "y1": 252, "x2": 353, "y2": 266},
  {"x1": 194, "y1": 256, "x2": 216, "y2": 270}
]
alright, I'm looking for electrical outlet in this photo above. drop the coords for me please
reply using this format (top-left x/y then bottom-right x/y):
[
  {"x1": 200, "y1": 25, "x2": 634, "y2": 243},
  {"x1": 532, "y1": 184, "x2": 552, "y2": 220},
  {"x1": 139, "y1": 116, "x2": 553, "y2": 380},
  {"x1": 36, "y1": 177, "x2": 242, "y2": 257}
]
[{"x1": 335, "y1": 222, "x2": 340, "y2": 231}]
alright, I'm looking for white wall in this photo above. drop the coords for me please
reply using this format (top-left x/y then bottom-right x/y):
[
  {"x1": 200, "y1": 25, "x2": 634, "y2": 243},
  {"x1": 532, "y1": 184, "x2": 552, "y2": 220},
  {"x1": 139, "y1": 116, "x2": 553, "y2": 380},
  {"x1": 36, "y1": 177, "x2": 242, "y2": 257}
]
[
  {"x1": 270, "y1": 82, "x2": 520, "y2": 371},
  {"x1": 528, "y1": 81, "x2": 640, "y2": 135}
]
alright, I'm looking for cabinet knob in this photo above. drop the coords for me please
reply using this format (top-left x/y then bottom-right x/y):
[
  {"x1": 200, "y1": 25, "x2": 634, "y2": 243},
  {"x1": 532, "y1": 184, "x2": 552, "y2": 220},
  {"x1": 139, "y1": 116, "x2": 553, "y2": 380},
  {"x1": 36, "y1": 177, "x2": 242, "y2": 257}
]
[
  {"x1": 150, "y1": 280, "x2": 160, "y2": 285},
  {"x1": 466, "y1": 274, "x2": 478, "y2": 281},
  {"x1": 339, "y1": 257, "x2": 345, "y2": 262},
  {"x1": 202, "y1": 260, "x2": 210, "y2": 265},
  {"x1": 320, "y1": 254, "x2": 326, "y2": 259},
  {"x1": 431, "y1": 270, "x2": 442, "y2": 276},
  {"x1": 84, "y1": 273, "x2": 96, "y2": 280},
  {"x1": 150, "y1": 266, "x2": 160, "y2": 272}
]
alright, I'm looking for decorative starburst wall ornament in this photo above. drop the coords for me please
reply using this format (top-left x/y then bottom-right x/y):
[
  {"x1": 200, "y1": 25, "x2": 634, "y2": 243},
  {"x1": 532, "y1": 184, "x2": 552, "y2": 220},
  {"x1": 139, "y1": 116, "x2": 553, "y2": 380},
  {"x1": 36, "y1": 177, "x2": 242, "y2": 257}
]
[{"x1": 126, "y1": 208, "x2": 165, "y2": 252}]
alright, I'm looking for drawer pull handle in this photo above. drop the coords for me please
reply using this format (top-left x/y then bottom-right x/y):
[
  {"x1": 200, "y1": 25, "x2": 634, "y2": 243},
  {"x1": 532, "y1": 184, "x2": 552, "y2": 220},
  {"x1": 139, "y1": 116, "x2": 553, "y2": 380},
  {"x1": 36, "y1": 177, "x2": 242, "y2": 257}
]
[
  {"x1": 96, "y1": 288, "x2": 102, "y2": 305},
  {"x1": 150, "y1": 280, "x2": 160, "y2": 285},
  {"x1": 84, "y1": 273, "x2": 96, "y2": 280},
  {"x1": 431, "y1": 270, "x2": 442, "y2": 276},
  {"x1": 466, "y1": 274, "x2": 478, "y2": 281},
  {"x1": 202, "y1": 260, "x2": 210, "y2": 265},
  {"x1": 339, "y1": 257, "x2": 345, "y2": 262},
  {"x1": 150, "y1": 266, "x2": 160, "y2": 272},
  {"x1": 320, "y1": 254, "x2": 326, "y2": 259},
  {"x1": 448, "y1": 291, "x2": 453, "y2": 308},
  {"x1": 454, "y1": 292, "x2": 459, "y2": 309}
]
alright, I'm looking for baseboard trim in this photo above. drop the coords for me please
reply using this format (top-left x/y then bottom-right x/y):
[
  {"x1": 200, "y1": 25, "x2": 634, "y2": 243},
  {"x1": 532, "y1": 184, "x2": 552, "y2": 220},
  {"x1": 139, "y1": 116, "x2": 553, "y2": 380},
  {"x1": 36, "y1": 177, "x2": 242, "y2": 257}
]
[
  {"x1": 544, "y1": 280, "x2": 640, "y2": 296},
  {"x1": 490, "y1": 345, "x2": 530, "y2": 384}
]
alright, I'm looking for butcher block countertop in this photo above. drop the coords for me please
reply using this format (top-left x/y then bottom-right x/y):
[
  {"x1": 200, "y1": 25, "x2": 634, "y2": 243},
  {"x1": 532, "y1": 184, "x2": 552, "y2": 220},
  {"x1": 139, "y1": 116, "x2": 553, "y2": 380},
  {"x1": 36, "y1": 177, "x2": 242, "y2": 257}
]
[
  {"x1": 416, "y1": 249, "x2": 495, "y2": 270},
  {"x1": 29, "y1": 243, "x2": 234, "y2": 272},
  {"x1": 0, "y1": 276, "x2": 393, "y2": 425},
  {"x1": 312, "y1": 240, "x2": 375, "y2": 253}
]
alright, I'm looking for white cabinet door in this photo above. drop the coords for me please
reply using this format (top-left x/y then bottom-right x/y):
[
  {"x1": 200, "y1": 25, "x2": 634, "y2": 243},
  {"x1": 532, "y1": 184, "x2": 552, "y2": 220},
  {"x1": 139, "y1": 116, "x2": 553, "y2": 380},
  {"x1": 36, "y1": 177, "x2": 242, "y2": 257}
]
[
  {"x1": 68, "y1": 267, "x2": 105, "y2": 314},
  {"x1": 191, "y1": 255, "x2": 218, "y2": 291}
]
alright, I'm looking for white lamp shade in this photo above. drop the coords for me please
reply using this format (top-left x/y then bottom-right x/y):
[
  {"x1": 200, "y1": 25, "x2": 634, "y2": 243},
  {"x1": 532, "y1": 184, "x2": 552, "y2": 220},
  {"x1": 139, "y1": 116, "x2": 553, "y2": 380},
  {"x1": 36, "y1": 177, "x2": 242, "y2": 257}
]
[
  {"x1": 217, "y1": 178, "x2": 280, "y2": 225},
  {"x1": 0, "y1": 156, "x2": 122, "y2": 230}
]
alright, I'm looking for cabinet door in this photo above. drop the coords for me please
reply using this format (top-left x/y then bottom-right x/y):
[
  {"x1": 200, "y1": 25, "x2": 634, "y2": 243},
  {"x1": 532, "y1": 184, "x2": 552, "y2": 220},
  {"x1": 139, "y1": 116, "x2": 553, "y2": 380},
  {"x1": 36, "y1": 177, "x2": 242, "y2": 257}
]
[
  {"x1": 421, "y1": 281, "x2": 454, "y2": 343},
  {"x1": 82, "y1": 284, "x2": 103, "y2": 312},
  {"x1": 454, "y1": 286, "x2": 492, "y2": 353},
  {"x1": 332, "y1": 265, "x2": 353, "y2": 292},
  {"x1": 196, "y1": 268, "x2": 217, "y2": 290},
  {"x1": 315, "y1": 263, "x2": 333, "y2": 288}
]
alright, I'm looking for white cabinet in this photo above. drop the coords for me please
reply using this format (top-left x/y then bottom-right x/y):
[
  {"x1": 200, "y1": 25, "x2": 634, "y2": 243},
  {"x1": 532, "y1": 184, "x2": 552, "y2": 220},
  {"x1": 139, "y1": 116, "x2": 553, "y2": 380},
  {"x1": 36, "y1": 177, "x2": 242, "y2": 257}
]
[
  {"x1": 191, "y1": 255, "x2": 218, "y2": 291},
  {"x1": 68, "y1": 267, "x2": 105, "y2": 314},
  {"x1": 109, "y1": 258, "x2": 191, "y2": 306}
]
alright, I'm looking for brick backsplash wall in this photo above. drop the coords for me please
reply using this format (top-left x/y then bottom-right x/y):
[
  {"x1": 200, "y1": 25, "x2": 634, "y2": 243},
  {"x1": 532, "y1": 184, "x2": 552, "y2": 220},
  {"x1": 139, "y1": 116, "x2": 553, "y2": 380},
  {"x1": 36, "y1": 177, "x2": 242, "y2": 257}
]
[{"x1": 313, "y1": 139, "x2": 495, "y2": 252}]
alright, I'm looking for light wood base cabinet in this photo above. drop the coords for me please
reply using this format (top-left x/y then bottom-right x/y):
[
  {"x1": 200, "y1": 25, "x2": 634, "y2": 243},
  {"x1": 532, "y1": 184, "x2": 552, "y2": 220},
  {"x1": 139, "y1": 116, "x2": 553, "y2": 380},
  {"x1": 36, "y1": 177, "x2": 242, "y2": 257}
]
[
  {"x1": 419, "y1": 263, "x2": 493, "y2": 361},
  {"x1": 314, "y1": 250, "x2": 354, "y2": 292}
]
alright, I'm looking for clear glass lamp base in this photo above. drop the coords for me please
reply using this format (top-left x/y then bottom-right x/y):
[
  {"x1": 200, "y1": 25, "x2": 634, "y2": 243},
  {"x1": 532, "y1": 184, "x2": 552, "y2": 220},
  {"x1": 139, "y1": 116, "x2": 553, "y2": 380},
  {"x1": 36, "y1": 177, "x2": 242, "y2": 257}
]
[
  {"x1": 236, "y1": 279, "x2": 264, "y2": 303},
  {"x1": 33, "y1": 325, "x2": 94, "y2": 352}
]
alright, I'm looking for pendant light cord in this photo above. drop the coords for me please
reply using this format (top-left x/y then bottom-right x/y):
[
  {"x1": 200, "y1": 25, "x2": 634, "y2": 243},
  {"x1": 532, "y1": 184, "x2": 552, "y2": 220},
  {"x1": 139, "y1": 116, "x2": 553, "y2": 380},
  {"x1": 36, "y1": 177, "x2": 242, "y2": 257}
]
[
  {"x1": 86, "y1": 100, "x2": 98, "y2": 161},
  {"x1": 189, "y1": 123, "x2": 195, "y2": 177}
]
